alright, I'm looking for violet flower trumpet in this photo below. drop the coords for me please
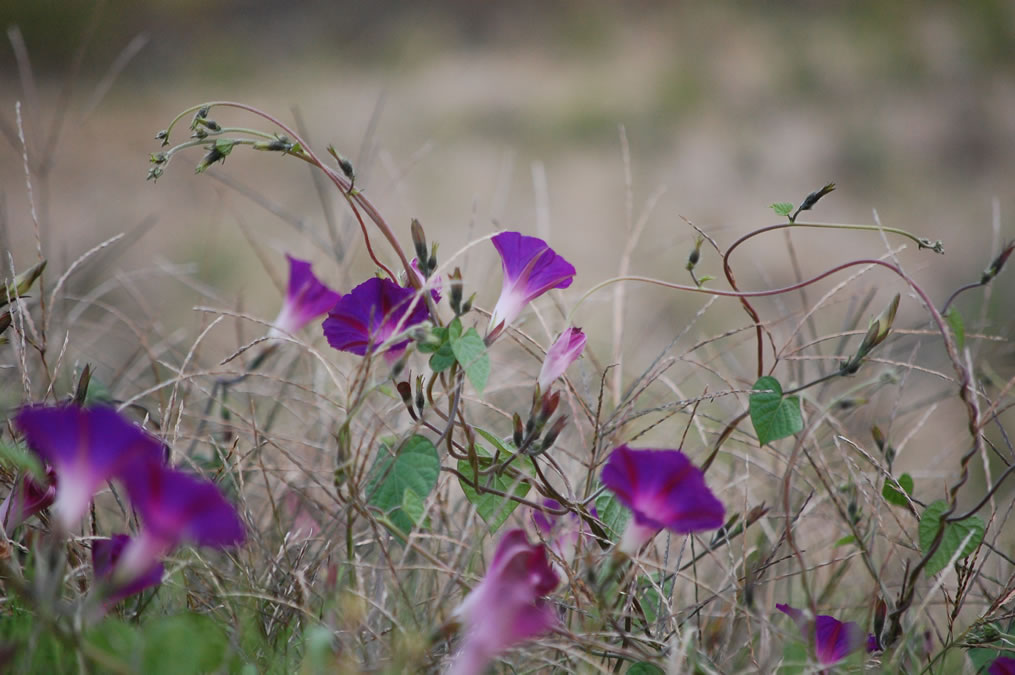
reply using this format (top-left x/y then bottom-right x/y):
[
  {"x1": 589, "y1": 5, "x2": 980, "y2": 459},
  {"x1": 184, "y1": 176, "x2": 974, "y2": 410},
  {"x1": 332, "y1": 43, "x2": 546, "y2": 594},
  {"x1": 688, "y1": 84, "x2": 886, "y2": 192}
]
[
  {"x1": 322, "y1": 276, "x2": 431, "y2": 362},
  {"x1": 537, "y1": 326, "x2": 585, "y2": 392},
  {"x1": 115, "y1": 461, "x2": 245, "y2": 586},
  {"x1": 448, "y1": 529, "x2": 559, "y2": 675},
  {"x1": 777, "y1": 603, "x2": 866, "y2": 666},
  {"x1": 92, "y1": 534, "x2": 164, "y2": 606},
  {"x1": 269, "y1": 254, "x2": 341, "y2": 338},
  {"x1": 14, "y1": 405, "x2": 165, "y2": 532},
  {"x1": 601, "y1": 445, "x2": 725, "y2": 555},
  {"x1": 488, "y1": 232, "x2": 575, "y2": 335}
]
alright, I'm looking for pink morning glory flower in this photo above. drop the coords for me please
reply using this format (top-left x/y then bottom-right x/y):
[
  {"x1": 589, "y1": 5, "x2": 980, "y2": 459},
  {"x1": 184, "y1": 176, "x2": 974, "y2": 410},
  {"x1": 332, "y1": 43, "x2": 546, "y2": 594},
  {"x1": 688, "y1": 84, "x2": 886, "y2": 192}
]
[
  {"x1": 488, "y1": 232, "x2": 576, "y2": 333},
  {"x1": 777, "y1": 603, "x2": 866, "y2": 666},
  {"x1": 0, "y1": 466, "x2": 56, "y2": 531},
  {"x1": 537, "y1": 326, "x2": 586, "y2": 392},
  {"x1": 322, "y1": 276, "x2": 431, "y2": 362},
  {"x1": 14, "y1": 405, "x2": 165, "y2": 532},
  {"x1": 115, "y1": 460, "x2": 245, "y2": 585},
  {"x1": 92, "y1": 534, "x2": 164, "y2": 605},
  {"x1": 449, "y1": 528, "x2": 560, "y2": 675},
  {"x1": 601, "y1": 445, "x2": 725, "y2": 555},
  {"x1": 270, "y1": 254, "x2": 341, "y2": 337}
]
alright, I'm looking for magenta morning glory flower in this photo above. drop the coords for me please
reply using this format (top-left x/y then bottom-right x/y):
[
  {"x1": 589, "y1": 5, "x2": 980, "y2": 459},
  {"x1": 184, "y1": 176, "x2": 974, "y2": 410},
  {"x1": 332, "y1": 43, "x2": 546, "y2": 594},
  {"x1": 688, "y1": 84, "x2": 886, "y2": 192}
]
[
  {"x1": 0, "y1": 466, "x2": 56, "y2": 531},
  {"x1": 92, "y1": 534, "x2": 164, "y2": 605},
  {"x1": 532, "y1": 499, "x2": 596, "y2": 569},
  {"x1": 270, "y1": 254, "x2": 341, "y2": 337},
  {"x1": 777, "y1": 603, "x2": 866, "y2": 666},
  {"x1": 537, "y1": 326, "x2": 586, "y2": 392},
  {"x1": 601, "y1": 445, "x2": 725, "y2": 555},
  {"x1": 991, "y1": 657, "x2": 1015, "y2": 675},
  {"x1": 488, "y1": 232, "x2": 576, "y2": 333},
  {"x1": 449, "y1": 528, "x2": 560, "y2": 675},
  {"x1": 322, "y1": 276, "x2": 431, "y2": 362},
  {"x1": 115, "y1": 460, "x2": 245, "y2": 584},
  {"x1": 14, "y1": 405, "x2": 165, "y2": 532}
]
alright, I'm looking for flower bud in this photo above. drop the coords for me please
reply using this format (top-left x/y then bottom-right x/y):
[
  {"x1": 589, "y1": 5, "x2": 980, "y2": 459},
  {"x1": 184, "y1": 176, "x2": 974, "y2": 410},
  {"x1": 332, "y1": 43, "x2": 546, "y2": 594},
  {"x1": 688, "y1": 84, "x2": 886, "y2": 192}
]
[
  {"x1": 410, "y1": 219, "x2": 428, "y2": 265},
  {"x1": 539, "y1": 391, "x2": 561, "y2": 423},
  {"x1": 980, "y1": 240, "x2": 1014, "y2": 284},
  {"x1": 512, "y1": 413, "x2": 524, "y2": 448},
  {"x1": 449, "y1": 268, "x2": 464, "y2": 315},
  {"x1": 4, "y1": 259, "x2": 46, "y2": 305},
  {"x1": 536, "y1": 416, "x2": 567, "y2": 454}
]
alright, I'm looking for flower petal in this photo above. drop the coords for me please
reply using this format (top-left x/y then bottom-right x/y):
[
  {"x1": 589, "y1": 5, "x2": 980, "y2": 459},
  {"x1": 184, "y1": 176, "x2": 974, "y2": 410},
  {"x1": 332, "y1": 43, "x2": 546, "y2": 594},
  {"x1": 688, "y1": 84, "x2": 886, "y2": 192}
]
[
  {"x1": 323, "y1": 277, "x2": 430, "y2": 358},
  {"x1": 93, "y1": 534, "x2": 164, "y2": 605},
  {"x1": 15, "y1": 405, "x2": 165, "y2": 530},
  {"x1": 601, "y1": 445, "x2": 724, "y2": 552},
  {"x1": 272, "y1": 255, "x2": 341, "y2": 335},
  {"x1": 120, "y1": 460, "x2": 245, "y2": 550},
  {"x1": 489, "y1": 232, "x2": 575, "y2": 330},
  {"x1": 537, "y1": 326, "x2": 586, "y2": 392}
]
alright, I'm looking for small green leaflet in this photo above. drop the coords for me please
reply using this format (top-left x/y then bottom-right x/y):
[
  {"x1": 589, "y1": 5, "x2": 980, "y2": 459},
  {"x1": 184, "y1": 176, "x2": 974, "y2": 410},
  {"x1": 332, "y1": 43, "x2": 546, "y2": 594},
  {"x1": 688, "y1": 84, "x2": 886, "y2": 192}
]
[
  {"x1": 945, "y1": 308, "x2": 965, "y2": 351},
  {"x1": 918, "y1": 499, "x2": 985, "y2": 576},
  {"x1": 770, "y1": 202, "x2": 794, "y2": 217},
  {"x1": 749, "y1": 376, "x2": 803, "y2": 445},
  {"x1": 594, "y1": 491, "x2": 631, "y2": 542},
  {"x1": 882, "y1": 473, "x2": 914, "y2": 507},
  {"x1": 451, "y1": 326, "x2": 490, "y2": 393},
  {"x1": 627, "y1": 663, "x2": 665, "y2": 675},
  {"x1": 457, "y1": 442, "x2": 533, "y2": 533},
  {"x1": 365, "y1": 435, "x2": 440, "y2": 534}
]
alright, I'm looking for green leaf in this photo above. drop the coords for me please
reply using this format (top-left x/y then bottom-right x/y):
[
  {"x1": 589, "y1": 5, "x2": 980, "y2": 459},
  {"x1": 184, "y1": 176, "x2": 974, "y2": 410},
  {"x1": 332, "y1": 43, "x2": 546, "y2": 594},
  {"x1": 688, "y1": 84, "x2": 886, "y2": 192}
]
[
  {"x1": 749, "y1": 376, "x2": 803, "y2": 445},
  {"x1": 627, "y1": 663, "x2": 665, "y2": 675},
  {"x1": 636, "y1": 573, "x2": 675, "y2": 625},
  {"x1": 594, "y1": 492, "x2": 631, "y2": 542},
  {"x1": 918, "y1": 500, "x2": 985, "y2": 576},
  {"x1": 85, "y1": 618, "x2": 142, "y2": 664},
  {"x1": 447, "y1": 317, "x2": 463, "y2": 341},
  {"x1": 365, "y1": 435, "x2": 440, "y2": 534},
  {"x1": 835, "y1": 535, "x2": 857, "y2": 547},
  {"x1": 0, "y1": 440, "x2": 45, "y2": 483},
  {"x1": 429, "y1": 342, "x2": 456, "y2": 372},
  {"x1": 457, "y1": 445, "x2": 533, "y2": 533},
  {"x1": 141, "y1": 614, "x2": 227, "y2": 675},
  {"x1": 401, "y1": 488, "x2": 425, "y2": 528},
  {"x1": 882, "y1": 473, "x2": 914, "y2": 507},
  {"x1": 770, "y1": 202, "x2": 794, "y2": 217},
  {"x1": 777, "y1": 640, "x2": 809, "y2": 675},
  {"x1": 451, "y1": 327, "x2": 490, "y2": 393},
  {"x1": 945, "y1": 308, "x2": 965, "y2": 351}
]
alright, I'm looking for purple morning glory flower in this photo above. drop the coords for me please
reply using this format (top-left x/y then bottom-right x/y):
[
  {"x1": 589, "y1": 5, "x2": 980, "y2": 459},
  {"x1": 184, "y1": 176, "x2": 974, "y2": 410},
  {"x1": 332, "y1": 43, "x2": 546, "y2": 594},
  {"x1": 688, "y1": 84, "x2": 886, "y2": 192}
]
[
  {"x1": 270, "y1": 254, "x2": 341, "y2": 337},
  {"x1": 449, "y1": 528, "x2": 559, "y2": 675},
  {"x1": 115, "y1": 460, "x2": 245, "y2": 584},
  {"x1": 0, "y1": 466, "x2": 56, "y2": 531},
  {"x1": 14, "y1": 405, "x2": 165, "y2": 531},
  {"x1": 489, "y1": 232, "x2": 576, "y2": 333},
  {"x1": 92, "y1": 534, "x2": 164, "y2": 605},
  {"x1": 777, "y1": 603, "x2": 866, "y2": 665},
  {"x1": 323, "y1": 276, "x2": 430, "y2": 362},
  {"x1": 537, "y1": 326, "x2": 586, "y2": 392},
  {"x1": 990, "y1": 657, "x2": 1015, "y2": 675},
  {"x1": 601, "y1": 445, "x2": 725, "y2": 555}
]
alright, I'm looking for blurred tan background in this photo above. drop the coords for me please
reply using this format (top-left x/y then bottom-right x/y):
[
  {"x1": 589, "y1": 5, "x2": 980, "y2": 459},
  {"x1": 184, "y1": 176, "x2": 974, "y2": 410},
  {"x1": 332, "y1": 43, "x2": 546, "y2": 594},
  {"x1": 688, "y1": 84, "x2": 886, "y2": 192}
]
[{"x1": 1, "y1": 0, "x2": 1013, "y2": 397}]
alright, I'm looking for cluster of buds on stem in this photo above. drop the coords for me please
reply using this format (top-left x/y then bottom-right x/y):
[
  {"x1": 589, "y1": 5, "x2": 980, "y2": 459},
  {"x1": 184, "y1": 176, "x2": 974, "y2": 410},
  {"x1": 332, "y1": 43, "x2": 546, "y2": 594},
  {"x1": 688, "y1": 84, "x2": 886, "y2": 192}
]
[
  {"x1": 841, "y1": 294, "x2": 899, "y2": 375},
  {"x1": 512, "y1": 389, "x2": 567, "y2": 456},
  {"x1": 410, "y1": 219, "x2": 439, "y2": 281}
]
